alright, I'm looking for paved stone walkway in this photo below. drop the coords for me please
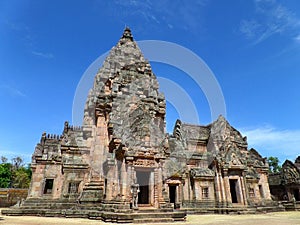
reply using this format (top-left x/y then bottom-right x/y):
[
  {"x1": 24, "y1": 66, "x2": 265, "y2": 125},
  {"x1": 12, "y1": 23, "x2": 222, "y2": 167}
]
[{"x1": 1, "y1": 210, "x2": 300, "y2": 225}]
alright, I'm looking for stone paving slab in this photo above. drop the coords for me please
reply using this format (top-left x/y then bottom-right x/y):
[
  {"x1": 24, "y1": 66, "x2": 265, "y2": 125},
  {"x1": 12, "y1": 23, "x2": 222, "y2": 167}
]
[{"x1": 1, "y1": 209, "x2": 300, "y2": 225}]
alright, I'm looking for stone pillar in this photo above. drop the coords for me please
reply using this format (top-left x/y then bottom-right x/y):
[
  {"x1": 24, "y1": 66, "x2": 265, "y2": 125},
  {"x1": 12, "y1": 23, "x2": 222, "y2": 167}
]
[
  {"x1": 154, "y1": 168, "x2": 159, "y2": 208},
  {"x1": 150, "y1": 171, "x2": 155, "y2": 206},
  {"x1": 223, "y1": 170, "x2": 231, "y2": 206},
  {"x1": 215, "y1": 170, "x2": 222, "y2": 204},
  {"x1": 121, "y1": 161, "x2": 127, "y2": 200},
  {"x1": 106, "y1": 160, "x2": 116, "y2": 201},
  {"x1": 126, "y1": 164, "x2": 133, "y2": 203},
  {"x1": 183, "y1": 176, "x2": 190, "y2": 203},
  {"x1": 237, "y1": 178, "x2": 244, "y2": 205},
  {"x1": 219, "y1": 171, "x2": 226, "y2": 204},
  {"x1": 178, "y1": 183, "x2": 182, "y2": 205},
  {"x1": 180, "y1": 182, "x2": 184, "y2": 203},
  {"x1": 175, "y1": 185, "x2": 178, "y2": 204},
  {"x1": 240, "y1": 176, "x2": 247, "y2": 206}
]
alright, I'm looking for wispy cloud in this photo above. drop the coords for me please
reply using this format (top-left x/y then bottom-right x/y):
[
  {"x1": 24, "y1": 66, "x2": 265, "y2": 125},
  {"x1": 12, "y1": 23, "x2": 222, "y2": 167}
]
[
  {"x1": 239, "y1": 0, "x2": 300, "y2": 45},
  {"x1": 0, "y1": 84, "x2": 26, "y2": 97},
  {"x1": 5, "y1": 20, "x2": 54, "y2": 57},
  {"x1": 5, "y1": 20, "x2": 30, "y2": 32},
  {"x1": 294, "y1": 34, "x2": 300, "y2": 43},
  {"x1": 0, "y1": 148, "x2": 31, "y2": 164},
  {"x1": 5, "y1": 20, "x2": 33, "y2": 45},
  {"x1": 240, "y1": 125, "x2": 300, "y2": 163},
  {"x1": 31, "y1": 51, "x2": 54, "y2": 59},
  {"x1": 100, "y1": 0, "x2": 208, "y2": 33}
]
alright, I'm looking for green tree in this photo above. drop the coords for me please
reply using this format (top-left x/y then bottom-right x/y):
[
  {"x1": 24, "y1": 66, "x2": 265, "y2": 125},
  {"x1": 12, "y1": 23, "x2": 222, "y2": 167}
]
[
  {"x1": 0, "y1": 163, "x2": 12, "y2": 188},
  {"x1": 12, "y1": 167, "x2": 31, "y2": 188},
  {"x1": 268, "y1": 156, "x2": 282, "y2": 173},
  {"x1": 11, "y1": 156, "x2": 24, "y2": 170},
  {"x1": 0, "y1": 156, "x2": 32, "y2": 188}
]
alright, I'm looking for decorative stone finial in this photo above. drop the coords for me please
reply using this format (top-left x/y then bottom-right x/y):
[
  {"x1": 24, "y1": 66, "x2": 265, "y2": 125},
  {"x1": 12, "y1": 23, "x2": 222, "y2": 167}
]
[{"x1": 121, "y1": 27, "x2": 133, "y2": 41}]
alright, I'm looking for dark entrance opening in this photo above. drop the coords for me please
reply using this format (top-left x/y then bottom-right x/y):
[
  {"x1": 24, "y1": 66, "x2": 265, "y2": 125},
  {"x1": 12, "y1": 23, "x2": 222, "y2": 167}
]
[
  {"x1": 43, "y1": 179, "x2": 54, "y2": 194},
  {"x1": 259, "y1": 185, "x2": 264, "y2": 198},
  {"x1": 136, "y1": 170, "x2": 150, "y2": 204},
  {"x1": 294, "y1": 189, "x2": 300, "y2": 201},
  {"x1": 169, "y1": 185, "x2": 176, "y2": 204},
  {"x1": 229, "y1": 179, "x2": 238, "y2": 203}
]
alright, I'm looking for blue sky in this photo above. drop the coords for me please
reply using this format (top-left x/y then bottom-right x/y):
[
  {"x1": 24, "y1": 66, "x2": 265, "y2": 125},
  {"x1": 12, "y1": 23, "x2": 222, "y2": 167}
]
[{"x1": 0, "y1": 0, "x2": 300, "y2": 164}]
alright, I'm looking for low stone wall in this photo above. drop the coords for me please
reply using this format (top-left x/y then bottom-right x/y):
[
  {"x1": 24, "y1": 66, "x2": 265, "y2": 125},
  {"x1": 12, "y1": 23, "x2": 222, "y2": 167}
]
[{"x1": 0, "y1": 188, "x2": 28, "y2": 207}]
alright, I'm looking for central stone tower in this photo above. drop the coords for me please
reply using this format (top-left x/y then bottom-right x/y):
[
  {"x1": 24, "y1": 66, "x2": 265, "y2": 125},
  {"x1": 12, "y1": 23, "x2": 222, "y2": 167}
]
[{"x1": 82, "y1": 27, "x2": 170, "y2": 209}]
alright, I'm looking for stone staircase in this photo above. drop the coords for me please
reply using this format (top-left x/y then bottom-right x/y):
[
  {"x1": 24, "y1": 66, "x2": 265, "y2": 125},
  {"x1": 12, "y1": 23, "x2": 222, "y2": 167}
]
[{"x1": 101, "y1": 208, "x2": 186, "y2": 223}]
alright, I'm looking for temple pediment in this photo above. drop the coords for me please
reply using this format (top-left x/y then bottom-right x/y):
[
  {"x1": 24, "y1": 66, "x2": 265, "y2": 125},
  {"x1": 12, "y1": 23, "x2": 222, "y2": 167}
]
[{"x1": 282, "y1": 160, "x2": 300, "y2": 184}]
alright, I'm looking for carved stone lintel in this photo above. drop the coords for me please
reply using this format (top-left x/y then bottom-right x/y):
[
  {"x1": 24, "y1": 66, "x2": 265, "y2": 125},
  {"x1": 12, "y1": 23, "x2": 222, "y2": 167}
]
[{"x1": 133, "y1": 159, "x2": 155, "y2": 167}]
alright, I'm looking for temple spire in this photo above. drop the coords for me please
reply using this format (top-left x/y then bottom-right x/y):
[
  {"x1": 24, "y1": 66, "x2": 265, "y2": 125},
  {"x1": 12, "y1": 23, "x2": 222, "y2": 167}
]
[{"x1": 121, "y1": 27, "x2": 133, "y2": 41}]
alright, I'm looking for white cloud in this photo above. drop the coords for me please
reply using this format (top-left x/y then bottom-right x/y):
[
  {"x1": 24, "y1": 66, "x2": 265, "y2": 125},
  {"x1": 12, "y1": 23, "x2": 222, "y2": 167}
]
[
  {"x1": 0, "y1": 84, "x2": 26, "y2": 97},
  {"x1": 239, "y1": 0, "x2": 300, "y2": 45},
  {"x1": 239, "y1": 125, "x2": 300, "y2": 163},
  {"x1": 240, "y1": 20, "x2": 263, "y2": 39},
  {"x1": 32, "y1": 51, "x2": 54, "y2": 59},
  {"x1": 294, "y1": 34, "x2": 300, "y2": 42}
]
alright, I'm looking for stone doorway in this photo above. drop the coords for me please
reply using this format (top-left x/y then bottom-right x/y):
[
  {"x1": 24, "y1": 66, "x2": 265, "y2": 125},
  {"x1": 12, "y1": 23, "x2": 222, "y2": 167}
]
[
  {"x1": 136, "y1": 170, "x2": 150, "y2": 205},
  {"x1": 169, "y1": 185, "x2": 176, "y2": 204},
  {"x1": 43, "y1": 179, "x2": 54, "y2": 195},
  {"x1": 229, "y1": 179, "x2": 238, "y2": 203}
]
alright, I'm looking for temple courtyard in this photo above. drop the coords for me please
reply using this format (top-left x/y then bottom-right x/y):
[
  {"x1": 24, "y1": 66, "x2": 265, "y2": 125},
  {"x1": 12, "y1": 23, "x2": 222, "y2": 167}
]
[{"x1": 1, "y1": 210, "x2": 300, "y2": 225}]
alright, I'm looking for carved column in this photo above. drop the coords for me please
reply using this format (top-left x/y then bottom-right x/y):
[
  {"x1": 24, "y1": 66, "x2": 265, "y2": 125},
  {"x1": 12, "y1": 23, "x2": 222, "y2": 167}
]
[
  {"x1": 240, "y1": 175, "x2": 247, "y2": 206},
  {"x1": 237, "y1": 178, "x2": 244, "y2": 205},
  {"x1": 121, "y1": 160, "x2": 127, "y2": 201},
  {"x1": 106, "y1": 164, "x2": 115, "y2": 201},
  {"x1": 150, "y1": 171, "x2": 155, "y2": 206},
  {"x1": 219, "y1": 171, "x2": 226, "y2": 205},
  {"x1": 178, "y1": 183, "x2": 182, "y2": 206},
  {"x1": 126, "y1": 164, "x2": 133, "y2": 203},
  {"x1": 223, "y1": 169, "x2": 231, "y2": 206},
  {"x1": 154, "y1": 167, "x2": 159, "y2": 208},
  {"x1": 181, "y1": 179, "x2": 185, "y2": 203},
  {"x1": 215, "y1": 170, "x2": 222, "y2": 205}
]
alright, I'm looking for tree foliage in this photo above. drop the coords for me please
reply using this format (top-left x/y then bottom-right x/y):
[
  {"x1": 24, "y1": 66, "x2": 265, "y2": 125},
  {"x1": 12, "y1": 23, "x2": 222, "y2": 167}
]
[
  {"x1": 12, "y1": 156, "x2": 24, "y2": 170},
  {"x1": 268, "y1": 156, "x2": 282, "y2": 173},
  {"x1": 0, "y1": 156, "x2": 31, "y2": 188},
  {"x1": 1, "y1": 156, "x2": 8, "y2": 163},
  {"x1": 0, "y1": 163, "x2": 12, "y2": 188}
]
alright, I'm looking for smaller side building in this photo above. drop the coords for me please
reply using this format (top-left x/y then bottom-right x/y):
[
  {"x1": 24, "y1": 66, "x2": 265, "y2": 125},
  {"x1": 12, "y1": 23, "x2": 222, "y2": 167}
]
[{"x1": 269, "y1": 156, "x2": 300, "y2": 201}]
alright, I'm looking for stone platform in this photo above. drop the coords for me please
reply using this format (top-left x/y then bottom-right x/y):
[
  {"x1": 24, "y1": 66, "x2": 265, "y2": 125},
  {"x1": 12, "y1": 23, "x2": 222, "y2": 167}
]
[
  {"x1": 1, "y1": 199, "x2": 186, "y2": 223},
  {"x1": 2, "y1": 200, "x2": 289, "y2": 223}
]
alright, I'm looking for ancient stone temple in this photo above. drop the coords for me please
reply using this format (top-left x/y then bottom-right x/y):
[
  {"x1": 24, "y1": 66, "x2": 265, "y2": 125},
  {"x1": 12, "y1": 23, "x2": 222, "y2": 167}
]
[{"x1": 3, "y1": 28, "x2": 274, "y2": 222}]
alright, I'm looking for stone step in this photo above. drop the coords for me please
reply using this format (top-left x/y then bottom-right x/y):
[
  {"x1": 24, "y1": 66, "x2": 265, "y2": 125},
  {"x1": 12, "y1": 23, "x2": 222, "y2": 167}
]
[
  {"x1": 131, "y1": 211, "x2": 186, "y2": 220},
  {"x1": 64, "y1": 210, "x2": 89, "y2": 218},
  {"x1": 134, "y1": 208, "x2": 174, "y2": 213},
  {"x1": 133, "y1": 217, "x2": 174, "y2": 223},
  {"x1": 20, "y1": 204, "x2": 76, "y2": 209}
]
